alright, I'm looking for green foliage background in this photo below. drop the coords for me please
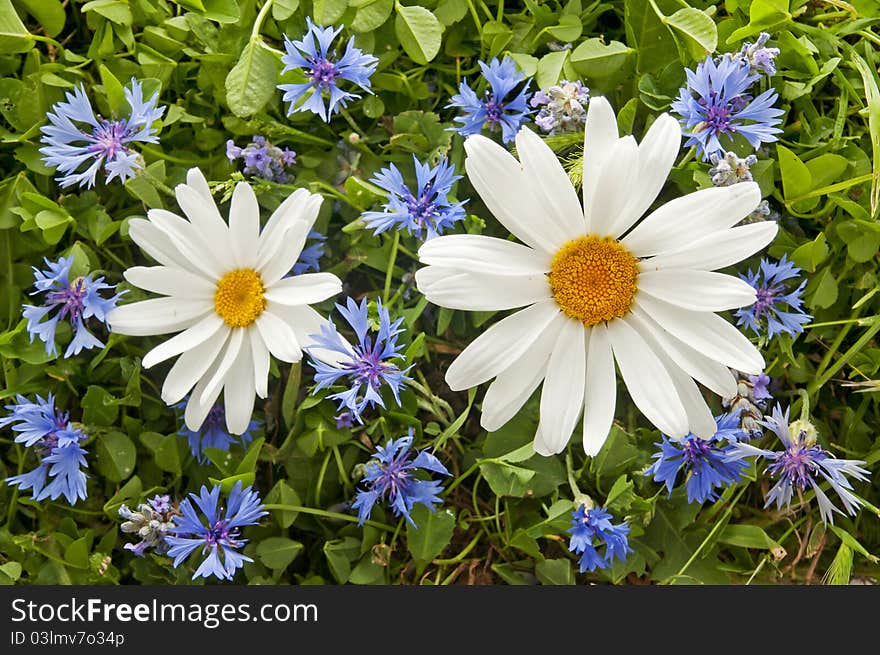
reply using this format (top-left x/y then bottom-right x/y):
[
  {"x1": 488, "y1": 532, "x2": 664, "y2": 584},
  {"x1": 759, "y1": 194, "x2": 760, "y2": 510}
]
[{"x1": 0, "y1": 0, "x2": 879, "y2": 585}]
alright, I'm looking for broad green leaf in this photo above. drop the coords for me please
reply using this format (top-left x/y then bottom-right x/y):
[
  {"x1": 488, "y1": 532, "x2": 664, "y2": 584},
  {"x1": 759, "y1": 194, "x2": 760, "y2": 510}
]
[
  {"x1": 569, "y1": 38, "x2": 635, "y2": 80},
  {"x1": 202, "y1": 0, "x2": 240, "y2": 23},
  {"x1": 64, "y1": 537, "x2": 91, "y2": 569},
  {"x1": 406, "y1": 506, "x2": 455, "y2": 562},
  {"x1": 727, "y1": 0, "x2": 791, "y2": 43},
  {"x1": 313, "y1": 0, "x2": 348, "y2": 24},
  {"x1": 435, "y1": 0, "x2": 467, "y2": 26},
  {"x1": 351, "y1": 0, "x2": 394, "y2": 33},
  {"x1": 537, "y1": 51, "x2": 568, "y2": 90},
  {"x1": 82, "y1": 385, "x2": 120, "y2": 426},
  {"x1": 95, "y1": 431, "x2": 137, "y2": 483},
  {"x1": 257, "y1": 537, "x2": 304, "y2": 570},
  {"x1": 546, "y1": 14, "x2": 581, "y2": 42},
  {"x1": 717, "y1": 524, "x2": 780, "y2": 550},
  {"x1": 0, "y1": 562, "x2": 22, "y2": 583},
  {"x1": 0, "y1": 172, "x2": 37, "y2": 228},
  {"x1": 323, "y1": 537, "x2": 360, "y2": 583},
  {"x1": 624, "y1": 0, "x2": 677, "y2": 74},
  {"x1": 265, "y1": 480, "x2": 302, "y2": 528},
  {"x1": 234, "y1": 437, "x2": 265, "y2": 475},
  {"x1": 665, "y1": 7, "x2": 717, "y2": 60},
  {"x1": 272, "y1": 0, "x2": 299, "y2": 20},
  {"x1": 790, "y1": 233, "x2": 828, "y2": 273},
  {"x1": 807, "y1": 267, "x2": 838, "y2": 310},
  {"x1": 535, "y1": 559, "x2": 575, "y2": 585},
  {"x1": 154, "y1": 433, "x2": 182, "y2": 475},
  {"x1": 395, "y1": 5, "x2": 443, "y2": 65},
  {"x1": 225, "y1": 38, "x2": 280, "y2": 118},
  {"x1": 0, "y1": 0, "x2": 32, "y2": 53},
  {"x1": 82, "y1": 0, "x2": 133, "y2": 26},
  {"x1": 19, "y1": 0, "x2": 66, "y2": 36},
  {"x1": 777, "y1": 144, "x2": 812, "y2": 202},
  {"x1": 208, "y1": 473, "x2": 256, "y2": 493},
  {"x1": 99, "y1": 64, "x2": 128, "y2": 116}
]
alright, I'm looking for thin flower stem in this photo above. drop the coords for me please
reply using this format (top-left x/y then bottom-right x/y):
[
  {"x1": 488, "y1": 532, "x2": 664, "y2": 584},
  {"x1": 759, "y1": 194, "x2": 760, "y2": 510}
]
[
  {"x1": 5, "y1": 445, "x2": 23, "y2": 526},
  {"x1": 384, "y1": 231, "x2": 400, "y2": 302},
  {"x1": 251, "y1": 0, "x2": 275, "y2": 40},
  {"x1": 339, "y1": 108, "x2": 368, "y2": 139},
  {"x1": 433, "y1": 532, "x2": 482, "y2": 566},
  {"x1": 262, "y1": 504, "x2": 395, "y2": 531},
  {"x1": 139, "y1": 144, "x2": 210, "y2": 166}
]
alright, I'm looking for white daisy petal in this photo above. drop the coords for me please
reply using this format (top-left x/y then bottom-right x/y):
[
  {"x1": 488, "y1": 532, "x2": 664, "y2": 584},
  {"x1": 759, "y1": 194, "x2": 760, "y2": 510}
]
[
  {"x1": 645, "y1": 221, "x2": 778, "y2": 271},
  {"x1": 108, "y1": 298, "x2": 213, "y2": 336},
  {"x1": 161, "y1": 327, "x2": 230, "y2": 405},
  {"x1": 582, "y1": 323, "x2": 616, "y2": 456},
  {"x1": 637, "y1": 270, "x2": 757, "y2": 311},
  {"x1": 622, "y1": 183, "x2": 761, "y2": 257},
  {"x1": 147, "y1": 209, "x2": 226, "y2": 279},
  {"x1": 418, "y1": 234, "x2": 550, "y2": 276},
  {"x1": 629, "y1": 315, "x2": 716, "y2": 438},
  {"x1": 128, "y1": 218, "x2": 207, "y2": 276},
  {"x1": 199, "y1": 328, "x2": 245, "y2": 406},
  {"x1": 249, "y1": 328, "x2": 270, "y2": 398},
  {"x1": 415, "y1": 266, "x2": 551, "y2": 311},
  {"x1": 229, "y1": 181, "x2": 261, "y2": 268},
  {"x1": 515, "y1": 127, "x2": 585, "y2": 243},
  {"x1": 618, "y1": 113, "x2": 682, "y2": 234},
  {"x1": 534, "y1": 317, "x2": 586, "y2": 455},
  {"x1": 589, "y1": 136, "x2": 640, "y2": 237},
  {"x1": 142, "y1": 313, "x2": 225, "y2": 369},
  {"x1": 606, "y1": 317, "x2": 689, "y2": 438},
  {"x1": 272, "y1": 304, "x2": 351, "y2": 366},
  {"x1": 256, "y1": 189, "x2": 316, "y2": 269},
  {"x1": 185, "y1": 354, "x2": 225, "y2": 432},
  {"x1": 223, "y1": 342, "x2": 256, "y2": 435},
  {"x1": 174, "y1": 184, "x2": 234, "y2": 264},
  {"x1": 445, "y1": 299, "x2": 561, "y2": 391},
  {"x1": 264, "y1": 272, "x2": 342, "y2": 307},
  {"x1": 480, "y1": 317, "x2": 562, "y2": 433},
  {"x1": 582, "y1": 96, "x2": 619, "y2": 231},
  {"x1": 123, "y1": 266, "x2": 216, "y2": 299},
  {"x1": 258, "y1": 220, "x2": 311, "y2": 286},
  {"x1": 635, "y1": 294, "x2": 765, "y2": 373},
  {"x1": 464, "y1": 135, "x2": 557, "y2": 253},
  {"x1": 630, "y1": 306, "x2": 737, "y2": 398},
  {"x1": 185, "y1": 167, "x2": 214, "y2": 203},
  {"x1": 255, "y1": 310, "x2": 302, "y2": 363}
]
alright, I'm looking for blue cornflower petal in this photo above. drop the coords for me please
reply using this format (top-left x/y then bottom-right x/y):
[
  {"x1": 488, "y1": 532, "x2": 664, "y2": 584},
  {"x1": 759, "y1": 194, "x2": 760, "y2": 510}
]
[
  {"x1": 567, "y1": 505, "x2": 632, "y2": 572},
  {"x1": 735, "y1": 255, "x2": 811, "y2": 341},
  {"x1": 306, "y1": 296, "x2": 411, "y2": 423},
  {"x1": 447, "y1": 56, "x2": 533, "y2": 144},
  {"x1": 351, "y1": 429, "x2": 450, "y2": 527},
  {"x1": 278, "y1": 18, "x2": 378, "y2": 122},
  {"x1": 173, "y1": 400, "x2": 259, "y2": 463}
]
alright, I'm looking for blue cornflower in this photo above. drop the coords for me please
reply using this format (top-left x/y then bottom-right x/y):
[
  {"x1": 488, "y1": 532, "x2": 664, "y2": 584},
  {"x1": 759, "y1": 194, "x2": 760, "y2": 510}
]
[
  {"x1": 727, "y1": 406, "x2": 870, "y2": 525},
  {"x1": 447, "y1": 56, "x2": 533, "y2": 144},
  {"x1": 165, "y1": 481, "x2": 267, "y2": 581},
  {"x1": 119, "y1": 494, "x2": 179, "y2": 557},
  {"x1": 645, "y1": 413, "x2": 750, "y2": 504},
  {"x1": 306, "y1": 296, "x2": 411, "y2": 423},
  {"x1": 735, "y1": 255, "x2": 811, "y2": 340},
  {"x1": 1, "y1": 394, "x2": 88, "y2": 505},
  {"x1": 530, "y1": 79, "x2": 590, "y2": 135},
  {"x1": 293, "y1": 230, "x2": 327, "y2": 275},
  {"x1": 735, "y1": 32, "x2": 780, "y2": 76},
  {"x1": 567, "y1": 504, "x2": 632, "y2": 573},
  {"x1": 39, "y1": 79, "x2": 165, "y2": 188},
  {"x1": 227, "y1": 135, "x2": 297, "y2": 183},
  {"x1": 351, "y1": 430, "x2": 450, "y2": 527},
  {"x1": 671, "y1": 55, "x2": 783, "y2": 160},
  {"x1": 278, "y1": 18, "x2": 378, "y2": 122},
  {"x1": 22, "y1": 256, "x2": 123, "y2": 358},
  {"x1": 361, "y1": 155, "x2": 467, "y2": 239},
  {"x1": 173, "y1": 400, "x2": 259, "y2": 464}
]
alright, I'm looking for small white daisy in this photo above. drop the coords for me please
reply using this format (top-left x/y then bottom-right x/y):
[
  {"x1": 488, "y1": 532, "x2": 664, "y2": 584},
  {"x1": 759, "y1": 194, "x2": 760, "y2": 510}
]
[
  {"x1": 108, "y1": 168, "x2": 343, "y2": 434},
  {"x1": 416, "y1": 97, "x2": 778, "y2": 457}
]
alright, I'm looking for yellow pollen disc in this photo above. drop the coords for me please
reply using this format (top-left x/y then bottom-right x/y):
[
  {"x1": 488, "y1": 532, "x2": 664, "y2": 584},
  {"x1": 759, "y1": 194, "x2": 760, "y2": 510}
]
[
  {"x1": 213, "y1": 269, "x2": 267, "y2": 328},
  {"x1": 548, "y1": 235, "x2": 640, "y2": 326}
]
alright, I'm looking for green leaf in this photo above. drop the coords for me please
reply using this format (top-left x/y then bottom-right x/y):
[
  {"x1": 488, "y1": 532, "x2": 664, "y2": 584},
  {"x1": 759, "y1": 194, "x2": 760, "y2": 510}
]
[
  {"x1": 0, "y1": 172, "x2": 37, "y2": 228},
  {"x1": 202, "y1": 0, "x2": 241, "y2": 23},
  {"x1": 95, "y1": 431, "x2": 137, "y2": 482},
  {"x1": 154, "y1": 433, "x2": 182, "y2": 474},
  {"x1": 265, "y1": 480, "x2": 302, "y2": 528},
  {"x1": 351, "y1": 0, "x2": 394, "y2": 33},
  {"x1": 272, "y1": 0, "x2": 299, "y2": 20},
  {"x1": 313, "y1": 0, "x2": 348, "y2": 24},
  {"x1": 323, "y1": 537, "x2": 360, "y2": 583},
  {"x1": 624, "y1": 0, "x2": 677, "y2": 74},
  {"x1": 808, "y1": 267, "x2": 838, "y2": 310},
  {"x1": 19, "y1": 0, "x2": 66, "y2": 37},
  {"x1": 81, "y1": 0, "x2": 133, "y2": 26},
  {"x1": 717, "y1": 524, "x2": 780, "y2": 550},
  {"x1": 777, "y1": 144, "x2": 812, "y2": 202},
  {"x1": 535, "y1": 559, "x2": 575, "y2": 585},
  {"x1": 0, "y1": 561, "x2": 22, "y2": 583},
  {"x1": 537, "y1": 51, "x2": 569, "y2": 90},
  {"x1": 0, "y1": 0, "x2": 33, "y2": 53},
  {"x1": 837, "y1": 220, "x2": 880, "y2": 263},
  {"x1": 99, "y1": 64, "x2": 128, "y2": 115},
  {"x1": 435, "y1": 0, "x2": 467, "y2": 25},
  {"x1": 82, "y1": 385, "x2": 119, "y2": 426},
  {"x1": 546, "y1": 14, "x2": 581, "y2": 42},
  {"x1": 395, "y1": 5, "x2": 443, "y2": 65},
  {"x1": 664, "y1": 7, "x2": 717, "y2": 60},
  {"x1": 225, "y1": 38, "x2": 280, "y2": 119},
  {"x1": 727, "y1": 0, "x2": 791, "y2": 43},
  {"x1": 569, "y1": 38, "x2": 635, "y2": 80},
  {"x1": 406, "y1": 505, "x2": 455, "y2": 562},
  {"x1": 64, "y1": 536, "x2": 90, "y2": 569},
  {"x1": 829, "y1": 525, "x2": 879, "y2": 563},
  {"x1": 790, "y1": 232, "x2": 828, "y2": 273},
  {"x1": 234, "y1": 437, "x2": 265, "y2": 475},
  {"x1": 208, "y1": 473, "x2": 256, "y2": 493},
  {"x1": 257, "y1": 537, "x2": 304, "y2": 570}
]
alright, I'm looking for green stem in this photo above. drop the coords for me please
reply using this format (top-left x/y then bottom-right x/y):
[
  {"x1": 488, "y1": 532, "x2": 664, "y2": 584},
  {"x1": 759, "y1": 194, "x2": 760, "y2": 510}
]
[
  {"x1": 339, "y1": 108, "x2": 367, "y2": 139},
  {"x1": 384, "y1": 231, "x2": 400, "y2": 302},
  {"x1": 433, "y1": 533, "x2": 482, "y2": 566},
  {"x1": 251, "y1": 0, "x2": 275, "y2": 39},
  {"x1": 139, "y1": 144, "x2": 209, "y2": 166},
  {"x1": 669, "y1": 485, "x2": 748, "y2": 583},
  {"x1": 262, "y1": 504, "x2": 395, "y2": 531},
  {"x1": 808, "y1": 317, "x2": 880, "y2": 397}
]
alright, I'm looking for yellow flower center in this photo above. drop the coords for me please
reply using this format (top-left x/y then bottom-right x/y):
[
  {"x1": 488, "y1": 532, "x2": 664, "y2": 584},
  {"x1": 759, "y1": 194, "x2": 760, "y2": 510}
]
[
  {"x1": 213, "y1": 269, "x2": 267, "y2": 328},
  {"x1": 548, "y1": 235, "x2": 640, "y2": 326}
]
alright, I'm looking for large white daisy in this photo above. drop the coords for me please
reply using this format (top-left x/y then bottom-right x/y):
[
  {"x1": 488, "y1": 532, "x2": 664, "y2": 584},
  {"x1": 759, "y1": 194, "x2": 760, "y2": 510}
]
[
  {"x1": 415, "y1": 97, "x2": 778, "y2": 457},
  {"x1": 108, "y1": 168, "x2": 342, "y2": 434}
]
